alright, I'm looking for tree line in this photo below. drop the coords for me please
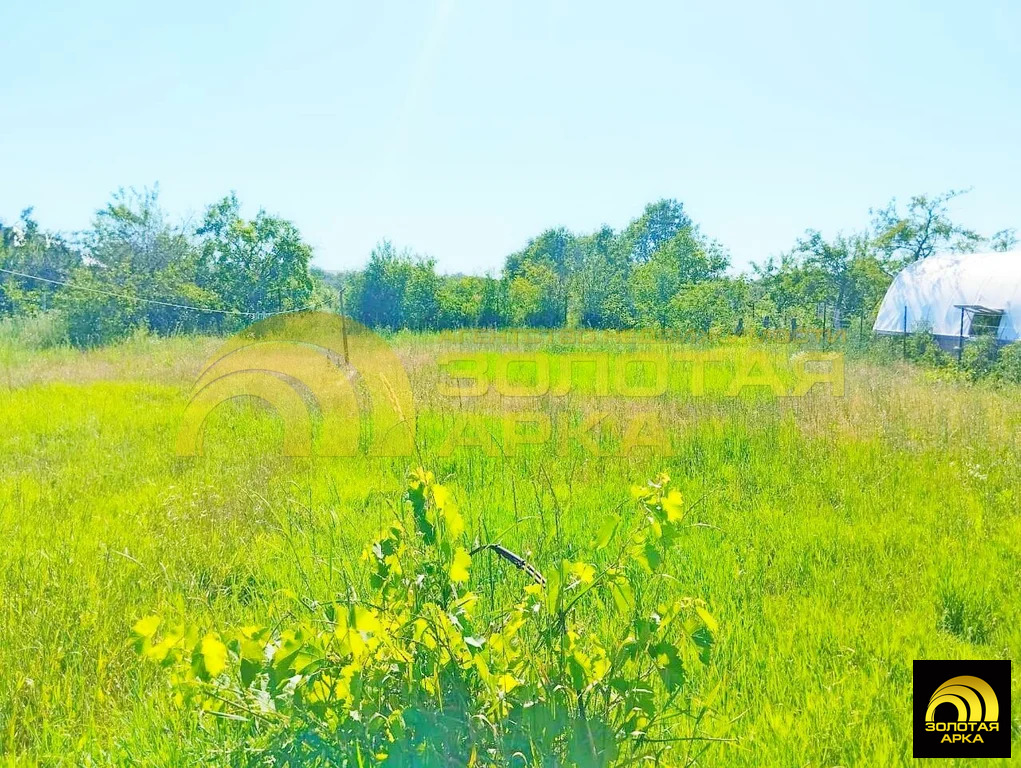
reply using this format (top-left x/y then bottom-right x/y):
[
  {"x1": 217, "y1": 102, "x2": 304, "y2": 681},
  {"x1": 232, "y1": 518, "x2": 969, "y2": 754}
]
[{"x1": 1, "y1": 187, "x2": 1015, "y2": 346}]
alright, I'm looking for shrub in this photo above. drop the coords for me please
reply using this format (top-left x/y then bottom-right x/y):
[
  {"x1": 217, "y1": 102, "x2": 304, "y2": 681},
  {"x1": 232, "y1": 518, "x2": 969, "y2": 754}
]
[
  {"x1": 961, "y1": 335, "x2": 999, "y2": 381},
  {"x1": 133, "y1": 470, "x2": 721, "y2": 767},
  {"x1": 59, "y1": 289, "x2": 140, "y2": 347},
  {"x1": 992, "y1": 342, "x2": 1021, "y2": 384},
  {"x1": 907, "y1": 329, "x2": 949, "y2": 368},
  {"x1": 668, "y1": 280, "x2": 745, "y2": 336},
  {"x1": 0, "y1": 310, "x2": 67, "y2": 349}
]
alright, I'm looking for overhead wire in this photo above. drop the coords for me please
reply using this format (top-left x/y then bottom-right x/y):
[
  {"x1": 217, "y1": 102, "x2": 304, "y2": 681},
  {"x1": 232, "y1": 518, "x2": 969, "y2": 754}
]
[{"x1": 0, "y1": 266, "x2": 316, "y2": 317}]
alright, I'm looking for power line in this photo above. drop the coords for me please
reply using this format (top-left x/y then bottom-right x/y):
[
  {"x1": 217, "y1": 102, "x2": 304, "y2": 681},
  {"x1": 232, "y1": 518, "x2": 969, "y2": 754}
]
[{"x1": 0, "y1": 266, "x2": 314, "y2": 317}]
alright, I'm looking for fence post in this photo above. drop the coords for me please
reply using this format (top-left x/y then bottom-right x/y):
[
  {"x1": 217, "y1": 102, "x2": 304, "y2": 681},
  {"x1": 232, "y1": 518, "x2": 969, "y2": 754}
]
[
  {"x1": 958, "y1": 306, "x2": 965, "y2": 365},
  {"x1": 902, "y1": 306, "x2": 908, "y2": 359}
]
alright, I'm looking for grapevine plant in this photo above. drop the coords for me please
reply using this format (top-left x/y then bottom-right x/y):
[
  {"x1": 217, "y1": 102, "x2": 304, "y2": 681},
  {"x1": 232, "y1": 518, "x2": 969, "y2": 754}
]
[{"x1": 133, "y1": 470, "x2": 721, "y2": 766}]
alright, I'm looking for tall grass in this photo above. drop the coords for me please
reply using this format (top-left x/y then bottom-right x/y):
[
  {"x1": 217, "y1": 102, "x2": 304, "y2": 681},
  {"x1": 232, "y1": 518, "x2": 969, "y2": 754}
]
[{"x1": 0, "y1": 332, "x2": 1017, "y2": 766}]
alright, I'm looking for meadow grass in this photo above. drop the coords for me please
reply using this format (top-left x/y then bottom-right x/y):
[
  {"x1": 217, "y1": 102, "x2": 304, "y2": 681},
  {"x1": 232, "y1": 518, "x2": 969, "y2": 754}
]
[{"x1": 0, "y1": 331, "x2": 1018, "y2": 766}]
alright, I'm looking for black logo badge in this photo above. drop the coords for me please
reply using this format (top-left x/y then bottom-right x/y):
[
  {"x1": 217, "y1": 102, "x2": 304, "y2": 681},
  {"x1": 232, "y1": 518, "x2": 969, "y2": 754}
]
[{"x1": 913, "y1": 660, "x2": 1011, "y2": 758}]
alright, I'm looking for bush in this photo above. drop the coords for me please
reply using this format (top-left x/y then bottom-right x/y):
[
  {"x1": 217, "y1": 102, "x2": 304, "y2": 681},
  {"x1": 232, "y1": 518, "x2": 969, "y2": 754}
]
[
  {"x1": 60, "y1": 292, "x2": 139, "y2": 347},
  {"x1": 906, "y1": 329, "x2": 950, "y2": 368},
  {"x1": 668, "y1": 280, "x2": 745, "y2": 336},
  {"x1": 992, "y1": 342, "x2": 1021, "y2": 384},
  {"x1": 961, "y1": 335, "x2": 999, "y2": 381},
  {"x1": 133, "y1": 469, "x2": 721, "y2": 767},
  {"x1": 0, "y1": 310, "x2": 68, "y2": 349}
]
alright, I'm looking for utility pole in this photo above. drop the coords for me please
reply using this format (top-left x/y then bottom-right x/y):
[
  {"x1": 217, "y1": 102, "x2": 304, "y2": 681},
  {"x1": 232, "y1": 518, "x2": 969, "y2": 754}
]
[{"x1": 339, "y1": 286, "x2": 350, "y2": 365}]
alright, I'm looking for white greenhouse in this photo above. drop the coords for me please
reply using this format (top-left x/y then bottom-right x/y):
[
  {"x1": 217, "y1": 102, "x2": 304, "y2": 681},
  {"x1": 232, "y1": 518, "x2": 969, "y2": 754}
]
[{"x1": 873, "y1": 250, "x2": 1021, "y2": 346}]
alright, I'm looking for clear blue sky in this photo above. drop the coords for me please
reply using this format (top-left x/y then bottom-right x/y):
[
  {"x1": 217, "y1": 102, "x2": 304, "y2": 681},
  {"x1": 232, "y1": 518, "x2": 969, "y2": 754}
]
[{"x1": 2, "y1": 0, "x2": 1019, "y2": 274}]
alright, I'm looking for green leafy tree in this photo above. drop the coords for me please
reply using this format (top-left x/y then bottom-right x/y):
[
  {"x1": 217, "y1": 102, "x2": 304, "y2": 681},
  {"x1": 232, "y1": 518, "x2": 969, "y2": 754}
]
[
  {"x1": 870, "y1": 189, "x2": 982, "y2": 264},
  {"x1": 568, "y1": 226, "x2": 633, "y2": 329},
  {"x1": 630, "y1": 228, "x2": 729, "y2": 328},
  {"x1": 196, "y1": 193, "x2": 315, "y2": 317},
  {"x1": 437, "y1": 275, "x2": 502, "y2": 329},
  {"x1": 60, "y1": 188, "x2": 220, "y2": 345},
  {"x1": 791, "y1": 230, "x2": 885, "y2": 319},
  {"x1": 504, "y1": 229, "x2": 572, "y2": 326},
  {"x1": 669, "y1": 279, "x2": 747, "y2": 335},
  {"x1": 753, "y1": 254, "x2": 828, "y2": 327},
  {"x1": 0, "y1": 208, "x2": 80, "y2": 316},
  {"x1": 348, "y1": 241, "x2": 414, "y2": 329},
  {"x1": 477, "y1": 275, "x2": 507, "y2": 328},
  {"x1": 402, "y1": 259, "x2": 441, "y2": 331},
  {"x1": 508, "y1": 262, "x2": 563, "y2": 327},
  {"x1": 988, "y1": 228, "x2": 1017, "y2": 252},
  {"x1": 619, "y1": 199, "x2": 692, "y2": 264},
  {"x1": 756, "y1": 227, "x2": 894, "y2": 330},
  {"x1": 630, "y1": 257, "x2": 683, "y2": 329}
]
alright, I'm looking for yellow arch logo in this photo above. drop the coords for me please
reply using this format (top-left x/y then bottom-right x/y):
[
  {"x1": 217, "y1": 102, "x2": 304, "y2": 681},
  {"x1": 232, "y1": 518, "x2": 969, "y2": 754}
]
[
  {"x1": 176, "y1": 312, "x2": 415, "y2": 457},
  {"x1": 926, "y1": 676, "x2": 999, "y2": 723}
]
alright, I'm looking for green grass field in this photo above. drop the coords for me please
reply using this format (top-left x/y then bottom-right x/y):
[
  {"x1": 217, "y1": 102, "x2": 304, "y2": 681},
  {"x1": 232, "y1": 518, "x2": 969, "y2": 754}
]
[{"x1": 1, "y1": 331, "x2": 1018, "y2": 766}]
